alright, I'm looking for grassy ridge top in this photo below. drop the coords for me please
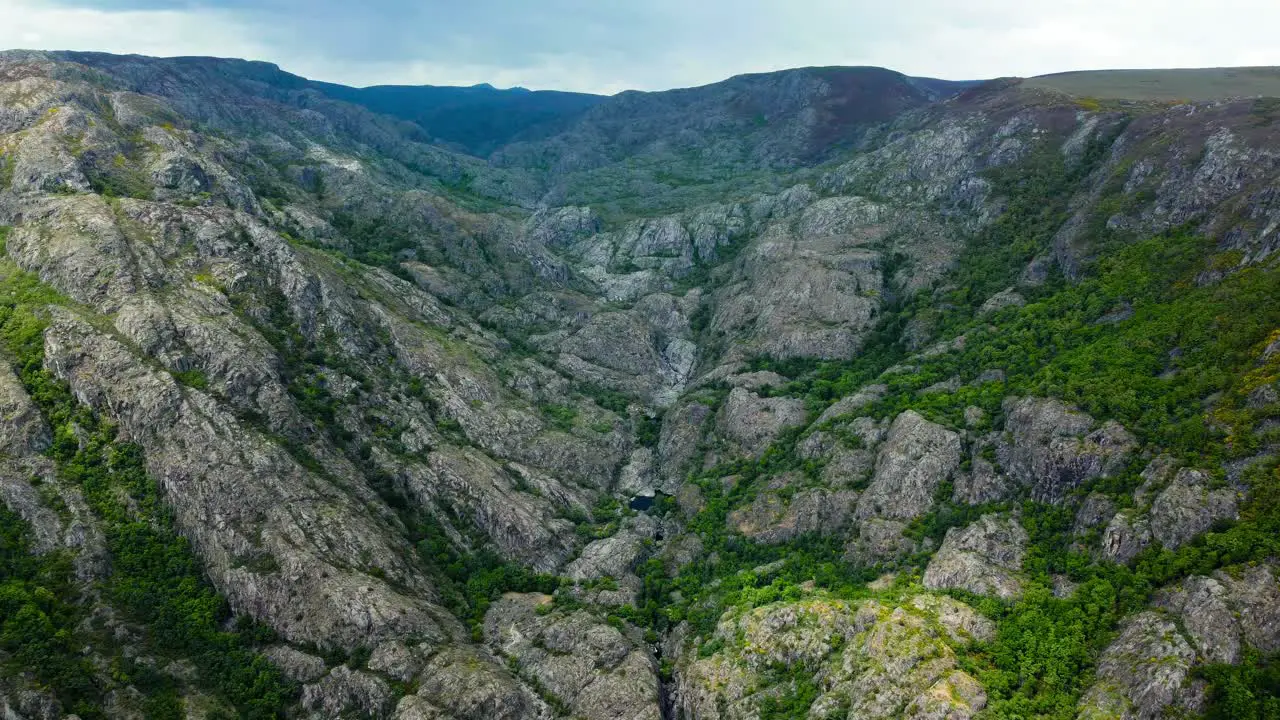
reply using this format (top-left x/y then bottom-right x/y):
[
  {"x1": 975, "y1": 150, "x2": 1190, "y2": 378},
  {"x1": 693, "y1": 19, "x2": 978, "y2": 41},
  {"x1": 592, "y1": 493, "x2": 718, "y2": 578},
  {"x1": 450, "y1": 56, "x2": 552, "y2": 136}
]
[{"x1": 1025, "y1": 66, "x2": 1280, "y2": 100}]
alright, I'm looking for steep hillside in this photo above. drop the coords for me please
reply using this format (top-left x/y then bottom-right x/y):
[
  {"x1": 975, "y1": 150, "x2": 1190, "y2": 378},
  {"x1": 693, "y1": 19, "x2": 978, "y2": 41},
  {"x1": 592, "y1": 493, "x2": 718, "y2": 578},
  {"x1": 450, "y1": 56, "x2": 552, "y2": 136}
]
[{"x1": 0, "y1": 51, "x2": 1279, "y2": 720}]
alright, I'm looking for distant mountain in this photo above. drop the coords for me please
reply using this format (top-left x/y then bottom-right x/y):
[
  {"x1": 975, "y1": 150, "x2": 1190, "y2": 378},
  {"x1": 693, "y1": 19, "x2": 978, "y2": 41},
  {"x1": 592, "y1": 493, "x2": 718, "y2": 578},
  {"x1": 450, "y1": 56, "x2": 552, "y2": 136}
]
[
  {"x1": 485, "y1": 66, "x2": 981, "y2": 211},
  {"x1": 310, "y1": 81, "x2": 607, "y2": 156},
  {"x1": 310, "y1": 68, "x2": 977, "y2": 166},
  {"x1": 905, "y1": 75, "x2": 982, "y2": 99}
]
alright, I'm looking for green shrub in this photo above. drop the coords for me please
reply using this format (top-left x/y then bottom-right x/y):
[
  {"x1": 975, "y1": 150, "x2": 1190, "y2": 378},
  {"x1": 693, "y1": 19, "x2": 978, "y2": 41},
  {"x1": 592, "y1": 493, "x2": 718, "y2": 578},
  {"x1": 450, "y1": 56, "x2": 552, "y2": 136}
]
[
  {"x1": 171, "y1": 368, "x2": 209, "y2": 390},
  {"x1": 541, "y1": 403, "x2": 577, "y2": 431}
]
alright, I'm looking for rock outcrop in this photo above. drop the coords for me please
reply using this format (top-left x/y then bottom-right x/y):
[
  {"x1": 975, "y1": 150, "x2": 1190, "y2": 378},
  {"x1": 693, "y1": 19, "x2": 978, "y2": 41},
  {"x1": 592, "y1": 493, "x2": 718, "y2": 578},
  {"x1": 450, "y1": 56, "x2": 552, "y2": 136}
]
[
  {"x1": 301, "y1": 667, "x2": 395, "y2": 719},
  {"x1": 1148, "y1": 469, "x2": 1239, "y2": 550},
  {"x1": 43, "y1": 311, "x2": 461, "y2": 649},
  {"x1": 923, "y1": 514, "x2": 1028, "y2": 600},
  {"x1": 715, "y1": 387, "x2": 807, "y2": 458},
  {"x1": 657, "y1": 399, "x2": 716, "y2": 490},
  {"x1": 484, "y1": 593, "x2": 662, "y2": 720},
  {"x1": 402, "y1": 646, "x2": 551, "y2": 720},
  {"x1": 856, "y1": 410, "x2": 961, "y2": 521},
  {"x1": 1097, "y1": 459, "x2": 1240, "y2": 564},
  {"x1": 675, "y1": 594, "x2": 992, "y2": 720},
  {"x1": 952, "y1": 436, "x2": 1015, "y2": 505},
  {"x1": 1155, "y1": 565, "x2": 1280, "y2": 664},
  {"x1": 1080, "y1": 564, "x2": 1280, "y2": 719},
  {"x1": 1078, "y1": 612, "x2": 1199, "y2": 720},
  {"x1": 978, "y1": 287, "x2": 1026, "y2": 315},
  {"x1": 0, "y1": 364, "x2": 50, "y2": 455},
  {"x1": 728, "y1": 483, "x2": 859, "y2": 544},
  {"x1": 1101, "y1": 512, "x2": 1153, "y2": 565},
  {"x1": 997, "y1": 397, "x2": 1136, "y2": 503}
]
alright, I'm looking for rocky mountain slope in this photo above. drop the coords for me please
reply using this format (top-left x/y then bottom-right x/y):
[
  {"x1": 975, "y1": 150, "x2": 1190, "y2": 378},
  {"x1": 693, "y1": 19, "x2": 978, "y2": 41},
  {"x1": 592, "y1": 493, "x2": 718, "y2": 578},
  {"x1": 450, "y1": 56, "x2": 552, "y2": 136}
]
[{"x1": 1, "y1": 50, "x2": 1279, "y2": 720}]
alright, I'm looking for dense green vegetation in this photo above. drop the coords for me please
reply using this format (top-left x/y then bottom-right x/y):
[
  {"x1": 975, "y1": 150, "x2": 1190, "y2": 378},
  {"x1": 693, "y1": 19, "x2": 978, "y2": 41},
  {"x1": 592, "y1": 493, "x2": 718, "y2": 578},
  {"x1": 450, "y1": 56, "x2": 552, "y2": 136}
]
[
  {"x1": 0, "y1": 506, "x2": 98, "y2": 715},
  {"x1": 0, "y1": 258, "x2": 294, "y2": 718},
  {"x1": 961, "y1": 509, "x2": 1147, "y2": 719},
  {"x1": 758, "y1": 675, "x2": 821, "y2": 720},
  {"x1": 329, "y1": 210, "x2": 421, "y2": 278},
  {"x1": 1200, "y1": 652, "x2": 1280, "y2": 719},
  {"x1": 413, "y1": 517, "x2": 560, "y2": 640}
]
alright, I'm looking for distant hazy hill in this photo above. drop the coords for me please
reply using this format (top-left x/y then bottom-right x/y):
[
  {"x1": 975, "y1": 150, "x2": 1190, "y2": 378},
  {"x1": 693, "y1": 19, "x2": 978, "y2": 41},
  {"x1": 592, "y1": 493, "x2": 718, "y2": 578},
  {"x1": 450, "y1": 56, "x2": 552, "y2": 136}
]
[
  {"x1": 310, "y1": 81, "x2": 607, "y2": 156},
  {"x1": 311, "y1": 69, "x2": 977, "y2": 163}
]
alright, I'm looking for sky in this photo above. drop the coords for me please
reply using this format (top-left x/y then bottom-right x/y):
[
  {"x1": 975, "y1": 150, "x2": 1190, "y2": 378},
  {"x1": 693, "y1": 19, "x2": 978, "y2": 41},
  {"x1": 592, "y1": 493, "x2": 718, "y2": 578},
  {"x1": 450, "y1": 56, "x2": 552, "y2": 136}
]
[{"x1": 2, "y1": 0, "x2": 1278, "y2": 94}]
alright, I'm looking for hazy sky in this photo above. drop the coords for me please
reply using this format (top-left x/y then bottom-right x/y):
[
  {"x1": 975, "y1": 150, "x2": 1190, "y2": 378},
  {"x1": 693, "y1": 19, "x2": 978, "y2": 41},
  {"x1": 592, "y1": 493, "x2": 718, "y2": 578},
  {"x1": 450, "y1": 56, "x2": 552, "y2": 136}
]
[{"x1": 3, "y1": 0, "x2": 1278, "y2": 94}]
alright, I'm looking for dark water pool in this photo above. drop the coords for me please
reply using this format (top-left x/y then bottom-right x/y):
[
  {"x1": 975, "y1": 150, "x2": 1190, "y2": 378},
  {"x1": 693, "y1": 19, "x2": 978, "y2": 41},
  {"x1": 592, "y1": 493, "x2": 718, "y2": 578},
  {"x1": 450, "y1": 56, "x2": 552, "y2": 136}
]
[{"x1": 628, "y1": 495, "x2": 655, "y2": 512}]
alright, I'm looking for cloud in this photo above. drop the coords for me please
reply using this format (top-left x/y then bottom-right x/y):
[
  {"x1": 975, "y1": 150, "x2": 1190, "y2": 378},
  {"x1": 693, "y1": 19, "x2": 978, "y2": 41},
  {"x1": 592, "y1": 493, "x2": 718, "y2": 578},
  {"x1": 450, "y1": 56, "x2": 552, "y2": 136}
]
[
  {"x1": 5, "y1": 0, "x2": 1280, "y2": 93},
  {"x1": 0, "y1": 0, "x2": 272, "y2": 60}
]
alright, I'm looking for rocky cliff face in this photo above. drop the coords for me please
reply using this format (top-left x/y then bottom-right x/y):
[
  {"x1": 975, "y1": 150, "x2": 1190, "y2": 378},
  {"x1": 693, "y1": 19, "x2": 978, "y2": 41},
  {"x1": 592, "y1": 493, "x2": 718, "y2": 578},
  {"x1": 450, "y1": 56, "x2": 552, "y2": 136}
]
[
  {"x1": 2, "y1": 50, "x2": 1279, "y2": 719},
  {"x1": 674, "y1": 593, "x2": 992, "y2": 720}
]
